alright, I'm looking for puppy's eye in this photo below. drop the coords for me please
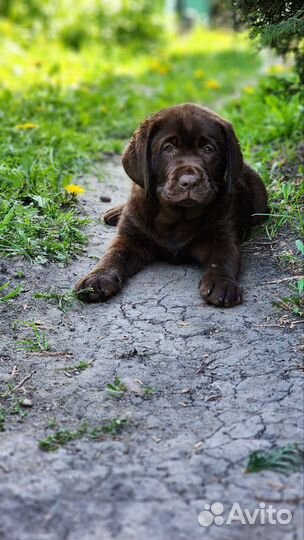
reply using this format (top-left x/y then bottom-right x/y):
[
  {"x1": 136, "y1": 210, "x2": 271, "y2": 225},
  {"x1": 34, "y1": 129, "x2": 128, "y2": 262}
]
[
  {"x1": 162, "y1": 143, "x2": 174, "y2": 153},
  {"x1": 204, "y1": 145, "x2": 214, "y2": 154}
]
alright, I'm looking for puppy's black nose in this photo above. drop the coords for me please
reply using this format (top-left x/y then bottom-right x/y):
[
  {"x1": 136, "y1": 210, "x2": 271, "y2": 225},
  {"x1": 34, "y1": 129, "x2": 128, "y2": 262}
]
[{"x1": 179, "y1": 174, "x2": 199, "y2": 189}]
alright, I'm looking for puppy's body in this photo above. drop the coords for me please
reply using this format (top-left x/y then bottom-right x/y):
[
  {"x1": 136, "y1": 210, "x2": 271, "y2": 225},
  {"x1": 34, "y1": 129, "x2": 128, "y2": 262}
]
[{"x1": 76, "y1": 104, "x2": 268, "y2": 307}]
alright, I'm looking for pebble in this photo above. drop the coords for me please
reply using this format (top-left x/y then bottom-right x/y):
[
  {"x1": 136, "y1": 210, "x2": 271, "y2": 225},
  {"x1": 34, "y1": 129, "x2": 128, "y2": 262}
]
[
  {"x1": 120, "y1": 377, "x2": 145, "y2": 397},
  {"x1": 20, "y1": 398, "x2": 33, "y2": 408}
]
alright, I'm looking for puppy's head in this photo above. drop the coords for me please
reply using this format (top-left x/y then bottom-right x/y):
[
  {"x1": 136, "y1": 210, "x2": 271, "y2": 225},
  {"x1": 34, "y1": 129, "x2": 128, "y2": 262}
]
[{"x1": 122, "y1": 103, "x2": 243, "y2": 208}]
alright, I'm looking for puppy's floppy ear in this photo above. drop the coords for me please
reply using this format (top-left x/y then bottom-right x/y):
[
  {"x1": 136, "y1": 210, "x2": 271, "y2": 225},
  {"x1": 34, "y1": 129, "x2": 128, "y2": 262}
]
[
  {"x1": 222, "y1": 121, "x2": 243, "y2": 193},
  {"x1": 122, "y1": 118, "x2": 155, "y2": 198}
]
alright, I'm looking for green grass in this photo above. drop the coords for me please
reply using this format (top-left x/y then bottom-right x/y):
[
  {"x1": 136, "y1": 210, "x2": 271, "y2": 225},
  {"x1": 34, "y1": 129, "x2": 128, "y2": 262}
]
[
  {"x1": 0, "y1": 401, "x2": 29, "y2": 432},
  {"x1": 273, "y1": 239, "x2": 304, "y2": 318},
  {"x1": 246, "y1": 444, "x2": 304, "y2": 475},
  {"x1": 0, "y1": 282, "x2": 23, "y2": 303},
  {"x1": 33, "y1": 289, "x2": 77, "y2": 311},
  {"x1": 61, "y1": 360, "x2": 93, "y2": 374},
  {"x1": 15, "y1": 321, "x2": 50, "y2": 352},
  {"x1": 274, "y1": 289, "x2": 304, "y2": 318},
  {"x1": 222, "y1": 73, "x2": 303, "y2": 316},
  {"x1": 222, "y1": 74, "x2": 303, "y2": 238},
  {"x1": 38, "y1": 423, "x2": 88, "y2": 451},
  {"x1": 106, "y1": 377, "x2": 128, "y2": 398},
  {"x1": 106, "y1": 376, "x2": 156, "y2": 398},
  {"x1": 143, "y1": 386, "x2": 156, "y2": 398},
  {"x1": 0, "y1": 383, "x2": 30, "y2": 431},
  {"x1": 89, "y1": 419, "x2": 128, "y2": 439},
  {"x1": 39, "y1": 418, "x2": 127, "y2": 451},
  {"x1": 0, "y1": 190, "x2": 89, "y2": 263}
]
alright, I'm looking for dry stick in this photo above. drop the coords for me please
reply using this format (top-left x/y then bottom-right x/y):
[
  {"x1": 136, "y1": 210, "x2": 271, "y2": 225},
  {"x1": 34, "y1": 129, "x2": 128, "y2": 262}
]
[
  {"x1": 254, "y1": 323, "x2": 285, "y2": 328},
  {"x1": 256, "y1": 319, "x2": 304, "y2": 329},
  {"x1": 1, "y1": 370, "x2": 36, "y2": 399},
  {"x1": 12, "y1": 370, "x2": 36, "y2": 393},
  {"x1": 265, "y1": 275, "x2": 304, "y2": 284},
  {"x1": 10, "y1": 365, "x2": 18, "y2": 378},
  {"x1": 255, "y1": 495, "x2": 304, "y2": 504},
  {"x1": 291, "y1": 320, "x2": 304, "y2": 327},
  {"x1": 251, "y1": 240, "x2": 280, "y2": 245},
  {"x1": 27, "y1": 351, "x2": 73, "y2": 357},
  {"x1": 196, "y1": 356, "x2": 215, "y2": 374}
]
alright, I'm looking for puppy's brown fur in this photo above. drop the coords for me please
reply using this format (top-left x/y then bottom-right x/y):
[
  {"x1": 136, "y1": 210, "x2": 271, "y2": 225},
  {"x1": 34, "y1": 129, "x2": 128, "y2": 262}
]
[{"x1": 75, "y1": 104, "x2": 268, "y2": 307}]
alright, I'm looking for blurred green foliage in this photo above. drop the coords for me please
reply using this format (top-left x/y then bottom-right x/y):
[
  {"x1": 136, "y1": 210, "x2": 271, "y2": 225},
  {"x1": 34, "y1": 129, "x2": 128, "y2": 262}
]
[
  {"x1": 233, "y1": 1, "x2": 304, "y2": 82},
  {"x1": 0, "y1": 0, "x2": 165, "y2": 50}
]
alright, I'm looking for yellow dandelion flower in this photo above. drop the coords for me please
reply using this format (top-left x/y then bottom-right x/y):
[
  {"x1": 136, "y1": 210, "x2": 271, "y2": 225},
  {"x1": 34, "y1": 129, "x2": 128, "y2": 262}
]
[
  {"x1": 156, "y1": 66, "x2": 170, "y2": 75},
  {"x1": 268, "y1": 64, "x2": 286, "y2": 75},
  {"x1": 16, "y1": 123, "x2": 39, "y2": 130},
  {"x1": 243, "y1": 86, "x2": 255, "y2": 95},
  {"x1": 194, "y1": 69, "x2": 205, "y2": 79},
  {"x1": 205, "y1": 80, "x2": 221, "y2": 90},
  {"x1": 150, "y1": 60, "x2": 162, "y2": 69},
  {"x1": 150, "y1": 60, "x2": 170, "y2": 75},
  {"x1": 64, "y1": 184, "x2": 86, "y2": 196}
]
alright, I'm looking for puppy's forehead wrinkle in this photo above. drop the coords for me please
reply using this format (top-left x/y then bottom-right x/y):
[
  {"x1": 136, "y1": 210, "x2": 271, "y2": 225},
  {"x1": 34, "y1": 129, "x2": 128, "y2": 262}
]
[{"x1": 153, "y1": 121, "x2": 223, "y2": 150}]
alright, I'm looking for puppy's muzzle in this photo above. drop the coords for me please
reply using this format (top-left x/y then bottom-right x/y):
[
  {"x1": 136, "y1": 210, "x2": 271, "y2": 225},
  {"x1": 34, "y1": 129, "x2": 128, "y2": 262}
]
[{"x1": 179, "y1": 174, "x2": 200, "y2": 190}]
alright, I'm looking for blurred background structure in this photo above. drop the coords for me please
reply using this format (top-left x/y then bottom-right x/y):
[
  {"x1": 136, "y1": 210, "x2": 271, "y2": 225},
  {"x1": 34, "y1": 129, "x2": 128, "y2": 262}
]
[{"x1": 167, "y1": 0, "x2": 213, "y2": 26}]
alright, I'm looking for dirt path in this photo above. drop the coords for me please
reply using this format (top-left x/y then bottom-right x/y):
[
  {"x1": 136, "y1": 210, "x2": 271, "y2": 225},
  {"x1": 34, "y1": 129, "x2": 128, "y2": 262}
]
[{"x1": 0, "y1": 158, "x2": 303, "y2": 540}]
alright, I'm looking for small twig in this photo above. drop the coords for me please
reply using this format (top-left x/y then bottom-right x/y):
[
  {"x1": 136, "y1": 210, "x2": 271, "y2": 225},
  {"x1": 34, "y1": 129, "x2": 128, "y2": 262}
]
[
  {"x1": 196, "y1": 355, "x2": 214, "y2": 374},
  {"x1": 276, "y1": 299, "x2": 292, "y2": 310},
  {"x1": 196, "y1": 361, "x2": 215, "y2": 374},
  {"x1": 265, "y1": 275, "x2": 304, "y2": 285},
  {"x1": 12, "y1": 370, "x2": 36, "y2": 393},
  {"x1": 290, "y1": 320, "x2": 304, "y2": 328},
  {"x1": 27, "y1": 351, "x2": 73, "y2": 357},
  {"x1": 256, "y1": 318, "x2": 304, "y2": 329},
  {"x1": 205, "y1": 391, "x2": 222, "y2": 402},
  {"x1": 10, "y1": 365, "x2": 18, "y2": 378},
  {"x1": 251, "y1": 240, "x2": 279, "y2": 245},
  {"x1": 179, "y1": 401, "x2": 190, "y2": 407},
  {"x1": 254, "y1": 323, "x2": 284, "y2": 329},
  {"x1": 255, "y1": 495, "x2": 304, "y2": 504}
]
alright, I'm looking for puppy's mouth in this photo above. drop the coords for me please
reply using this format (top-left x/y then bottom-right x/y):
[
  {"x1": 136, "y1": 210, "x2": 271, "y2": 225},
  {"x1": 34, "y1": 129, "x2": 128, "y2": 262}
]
[
  {"x1": 173, "y1": 195, "x2": 200, "y2": 207},
  {"x1": 159, "y1": 189, "x2": 215, "y2": 208},
  {"x1": 158, "y1": 170, "x2": 217, "y2": 207}
]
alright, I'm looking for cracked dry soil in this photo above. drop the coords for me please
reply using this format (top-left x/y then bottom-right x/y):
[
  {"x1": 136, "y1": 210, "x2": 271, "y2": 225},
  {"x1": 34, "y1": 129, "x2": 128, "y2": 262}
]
[{"x1": 0, "y1": 158, "x2": 303, "y2": 540}]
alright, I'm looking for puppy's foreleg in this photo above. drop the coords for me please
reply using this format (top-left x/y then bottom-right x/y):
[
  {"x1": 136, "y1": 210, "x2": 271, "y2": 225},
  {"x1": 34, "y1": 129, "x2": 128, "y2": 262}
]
[
  {"x1": 75, "y1": 234, "x2": 153, "y2": 302},
  {"x1": 192, "y1": 239, "x2": 242, "y2": 308},
  {"x1": 104, "y1": 204, "x2": 125, "y2": 226}
]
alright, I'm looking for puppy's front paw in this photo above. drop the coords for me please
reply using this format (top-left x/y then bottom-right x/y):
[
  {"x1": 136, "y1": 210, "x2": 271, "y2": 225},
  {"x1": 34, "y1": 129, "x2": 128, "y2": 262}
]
[
  {"x1": 104, "y1": 204, "x2": 124, "y2": 226},
  {"x1": 75, "y1": 269, "x2": 122, "y2": 302},
  {"x1": 200, "y1": 275, "x2": 242, "y2": 308}
]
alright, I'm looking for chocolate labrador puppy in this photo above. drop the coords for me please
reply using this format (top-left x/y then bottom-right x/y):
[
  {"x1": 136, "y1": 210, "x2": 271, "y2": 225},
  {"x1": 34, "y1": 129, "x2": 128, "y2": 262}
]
[{"x1": 75, "y1": 103, "x2": 268, "y2": 307}]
